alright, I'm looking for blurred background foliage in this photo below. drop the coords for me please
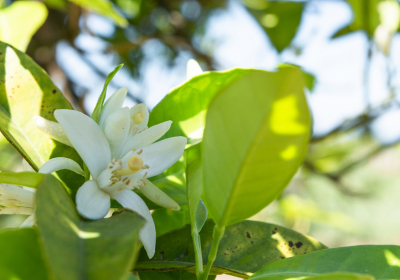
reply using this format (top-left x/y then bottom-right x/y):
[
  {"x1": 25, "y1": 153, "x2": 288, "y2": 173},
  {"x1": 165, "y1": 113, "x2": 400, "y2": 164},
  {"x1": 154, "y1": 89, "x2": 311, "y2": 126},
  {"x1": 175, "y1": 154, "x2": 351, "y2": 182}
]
[{"x1": 1, "y1": 0, "x2": 400, "y2": 265}]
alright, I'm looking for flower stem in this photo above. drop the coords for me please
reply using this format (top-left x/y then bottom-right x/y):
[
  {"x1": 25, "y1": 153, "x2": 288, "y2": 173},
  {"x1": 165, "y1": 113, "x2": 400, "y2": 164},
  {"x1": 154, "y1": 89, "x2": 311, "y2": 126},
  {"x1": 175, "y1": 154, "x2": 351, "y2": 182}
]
[
  {"x1": 191, "y1": 229, "x2": 203, "y2": 279},
  {"x1": 200, "y1": 224, "x2": 225, "y2": 280}
]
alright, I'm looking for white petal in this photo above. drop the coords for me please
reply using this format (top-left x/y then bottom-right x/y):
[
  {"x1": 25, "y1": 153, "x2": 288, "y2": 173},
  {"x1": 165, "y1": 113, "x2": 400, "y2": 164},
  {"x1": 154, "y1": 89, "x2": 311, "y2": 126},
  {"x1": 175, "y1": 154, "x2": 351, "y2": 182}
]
[
  {"x1": 103, "y1": 107, "x2": 130, "y2": 159},
  {"x1": 54, "y1": 110, "x2": 111, "y2": 179},
  {"x1": 111, "y1": 190, "x2": 155, "y2": 258},
  {"x1": 122, "y1": 137, "x2": 187, "y2": 178},
  {"x1": 99, "y1": 87, "x2": 128, "y2": 128},
  {"x1": 0, "y1": 206, "x2": 34, "y2": 215},
  {"x1": 186, "y1": 59, "x2": 203, "y2": 80},
  {"x1": 76, "y1": 180, "x2": 110, "y2": 220},
  {"x1": 38, "y1": 157, "x2": 85, "y2": 176},
  {"x1": 19, "y1": 213, "x2": 36, "y2": 228},
  {"x1": 140, "y1": 179, "x2": 180, "y2": 210},
  {"x1": 119, "y1": 121, "x2": 172, "y2": 158},
  {"x1": 34, "y1": 116, "x2": 72, "y2": 147},
  {"x1": 0, "y1": 184, "x2": 35, "y2": 207},
  {"x1": 129, "y1": 103, "x2": 149, "y2": 131}
]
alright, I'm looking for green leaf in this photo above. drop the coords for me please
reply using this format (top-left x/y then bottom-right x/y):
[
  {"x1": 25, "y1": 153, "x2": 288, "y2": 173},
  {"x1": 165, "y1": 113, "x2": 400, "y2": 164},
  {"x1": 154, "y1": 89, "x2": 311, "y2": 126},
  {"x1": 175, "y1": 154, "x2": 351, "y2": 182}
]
[
  {"x1": 152, "y1": 205, "x2": 190, "y2": 237},
  {"x1": 36, "y1": 174, "x2": 146, "y2": 280},
  {"x1": 245, "y1": 2, "x2": 304, "y2": 52},
  {"x1": 290, "y1": 273, "x2": 375, "y2": 280},
  {"x1": 91, "y1": 63, "x2": 124, "y2": 123},
  {"x1": 149, "y1": 69, "x2": 251, "y2": 143},
  {"x1": 138, "y1": 270, "x2": 216, "y2": 280},
  {"x1": 135, "y1": 220, "x2": 326, "y2": 278},
  {"x1": 68, "y1": 0, "x2": 128, "y2": 27},
  {"x1": 0, "y1": 1, "x2": 48, "y2": 52},
  {"x1": 186, "y1": 143, "x2": 206, "y2": 232},
  {"x1": 248, "y1": 245, "x2": 400, "y2": 280},
  {"x1": 332, "y1": 0, "x2": 381, "y2": 38},
  {"x1": 0, "y1": 228, "x2": 49, "y2": 280},
  {"x1": 203, "y1": 66, "x2": 311, "y2": 227},
  {"x1": 0, "y1": 42, "x2": 84, "y2": 194},
  {"x1": 0, "y1": 171, "x2": 44, "y2": 188}
]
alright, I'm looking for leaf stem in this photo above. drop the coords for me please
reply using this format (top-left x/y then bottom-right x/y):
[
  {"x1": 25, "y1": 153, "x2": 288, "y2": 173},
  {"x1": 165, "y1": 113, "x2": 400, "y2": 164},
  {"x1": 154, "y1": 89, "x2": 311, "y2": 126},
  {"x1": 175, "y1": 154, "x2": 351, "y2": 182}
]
[
  {"x1": 191, "y1": 229, "x2": 203, "y2": 279},
  {"x1": 200, "y1": 224, "x2": 225, "y2": 280}
]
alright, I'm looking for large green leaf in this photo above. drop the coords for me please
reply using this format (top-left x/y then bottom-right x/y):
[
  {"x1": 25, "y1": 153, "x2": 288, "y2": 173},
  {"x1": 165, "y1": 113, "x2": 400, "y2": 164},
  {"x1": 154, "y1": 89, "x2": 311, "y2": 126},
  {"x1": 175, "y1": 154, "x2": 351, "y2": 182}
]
[
  {"x1": 203, "y1": 66, "x2": 311, "y2": 227},
  {"x1": 244, "y1": 2, "x2": 303, "y2": 52},
  {"x1": 291, "y1": 274, "x2": 375, "y2": 280},
  {"x1": 249, "y1": 245, "x2": 400, "y2": 280},
  {"x1": 149, "y1": 69, "x2": 252, "y2": 143},
  {"x1": 138, "y1": 270, "x2": 216, "y2": 280},
  {"x1": 0, "y1": 171, "x2": 44, "y2": 188},
  {"x1": 0, "y1": 1, "x2": 48, "y2": 52},
  {"x1": 69, "y1": 0, "x2": 128, "y2": 27},
  {"x1": 152, "y1": 205, "x2": 190, "y2": 237},
  {"x1": 0, "y1": 42, "x2": 83, "y2": 194},
  {"x1": 0, "y1": 228, "x2": 49, "y2": 280},
  {"x1": 36, "y1": 174, "x2": 146, "y2": 280},
  {"x1": 135, "y1": 220, "x2": 326, "y2": 278}
]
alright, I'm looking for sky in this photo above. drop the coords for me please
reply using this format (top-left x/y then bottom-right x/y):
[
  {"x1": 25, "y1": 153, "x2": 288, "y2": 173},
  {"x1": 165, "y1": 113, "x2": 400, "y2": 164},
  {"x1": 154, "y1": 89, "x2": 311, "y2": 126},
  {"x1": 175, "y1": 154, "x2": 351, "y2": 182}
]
[{"x1": 55, "y1": 0, "x2": 400, "y2": 145}]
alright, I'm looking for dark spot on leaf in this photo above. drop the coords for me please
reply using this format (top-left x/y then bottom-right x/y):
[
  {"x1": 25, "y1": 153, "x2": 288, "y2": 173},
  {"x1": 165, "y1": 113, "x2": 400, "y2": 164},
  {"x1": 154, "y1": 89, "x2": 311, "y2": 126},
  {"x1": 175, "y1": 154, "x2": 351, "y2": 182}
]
[
  {"x1": 295, "y1": 242, "x2": 303, "y2": 249},
  {"x1": 272, "y1": 231, "x2": 276, "y2": 234},
  {"x1": 289, "y1": 241, "x2": 294, "y2": 247},
  {"x1": 251, "y1": 241, "x2": 253, "y2": 245},
  {"x1": 52, "y1": 89, "x2": 56, "y2": 94},
  {"x1": 280, "y1": 256, "x2": 285, "y2": 259},
  {"x1": 160, "y1": 251, "x2": 164, "y2": 260},
  {"x1": 0, "y1": 52, "x2": 3, "y2": 55},
  {"x1": 174, "y1": 248, "x2": 189, "y2": 261},
  {"x1": 246, "y1": 232, "x2": 251, "y2": 239}
]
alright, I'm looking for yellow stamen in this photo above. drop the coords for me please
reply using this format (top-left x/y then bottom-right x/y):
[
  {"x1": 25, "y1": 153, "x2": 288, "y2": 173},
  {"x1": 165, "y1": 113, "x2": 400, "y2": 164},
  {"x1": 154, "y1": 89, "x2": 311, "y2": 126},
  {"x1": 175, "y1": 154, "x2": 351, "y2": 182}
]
[
  {"x1": 114, "y1": 156, "x2": 144, "y2": 177},
  {"x1": 132, "y1": 112, "x2": 144, "y2": 124}
]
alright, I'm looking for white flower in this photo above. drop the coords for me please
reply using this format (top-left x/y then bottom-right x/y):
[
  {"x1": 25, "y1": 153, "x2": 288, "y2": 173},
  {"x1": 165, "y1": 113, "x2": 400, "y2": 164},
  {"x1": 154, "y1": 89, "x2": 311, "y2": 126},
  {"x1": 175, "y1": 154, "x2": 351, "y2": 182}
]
[
  {"x1": 0, "y1": 158, "x2": 84, "y2": 228},
  {"x1": 52, "y1": 109, "x2": 187, "y2": 258}
]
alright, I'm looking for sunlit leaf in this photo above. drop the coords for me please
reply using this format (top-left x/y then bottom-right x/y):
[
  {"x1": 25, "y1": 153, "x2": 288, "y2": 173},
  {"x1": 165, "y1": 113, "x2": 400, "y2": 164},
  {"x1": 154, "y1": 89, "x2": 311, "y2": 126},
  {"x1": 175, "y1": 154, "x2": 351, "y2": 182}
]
[
  {"x1": 0, "y1": 1, "x2": 48, "y2": 52},
  {"x1": 36, "y1": 174, "x2": 145, "y2": 280},
  {"x1": 135, "y1": 220, "x2": 326, "y2": 278},
  {"x1": 0, "y1": 228, "x2": 49, "y2": 280},
  {"x1": 68, "y1": 0, "x2": 128, "y2": 27},
  {"x1": 286, "y1": 273, "x2": 375, "y2": 280},
  {"x1": 244, "y1": 2, "x2": 304, "y2": 52},
  {"x1": 332, "y1": 0, "x2": 381, "y2": 38},
  {"x1": 249, "y1": 245, "x2": 400, "y2": 280},
  {"x1": 0, "y1": 171, "x2": 44, "y2": 188},
  {"x1": 203, "y1": 66, "x2": 311, "y2": 227},
  {"x1": 149, "y1": 69, "x2": 251, "y2": 143},
  {"x1": 0, "y1": 42, "x2": 83, "y2": 195}
]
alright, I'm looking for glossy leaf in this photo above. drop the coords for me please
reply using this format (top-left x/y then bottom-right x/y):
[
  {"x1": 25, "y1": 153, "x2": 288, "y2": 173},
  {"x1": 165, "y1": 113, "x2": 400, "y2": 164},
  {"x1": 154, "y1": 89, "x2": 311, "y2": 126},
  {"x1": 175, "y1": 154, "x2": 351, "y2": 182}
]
[
  {"x1": 0, "y1": 171, "x2": 44, "y2": 188},
  {"x1": 203, "y1": 66, "x2": 311, "y2": 227},
  {"x1": 0, "y1": 1, "x2": 48, "y2": 52},
  {"x1": 68, "y1": 0, "x2": 128, "y2": 27},
  {"x1": 91, "y1": 63, "x2": 123, "y2": 123},
  {"x1": 36, "y1": 174, "x2": 146, "y2": 280},
  {"x1": 249, "y1": 245, "x2": 400, "y2": 280},
  {"x1": 0, "y1": 42, "x2": 84, "y2": 194},
  {"x1": 245, "y1": 2, "x2": 303, "y2": 52},
  {"x1": 135, "y1": 220, "x2": 326, "y2": 278},
  {"x1": 152, "y1": 205, "x2": 190, "y2": 237},
  {"x1": 0, "y1": 228, "x2": 49, "y2": 280},
  {"x1": 138, "y1": 270, "x2": 216, "y2": 280},
  {"x1": 149, "y1": 69, "x2": 251, "y2": 142}
]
